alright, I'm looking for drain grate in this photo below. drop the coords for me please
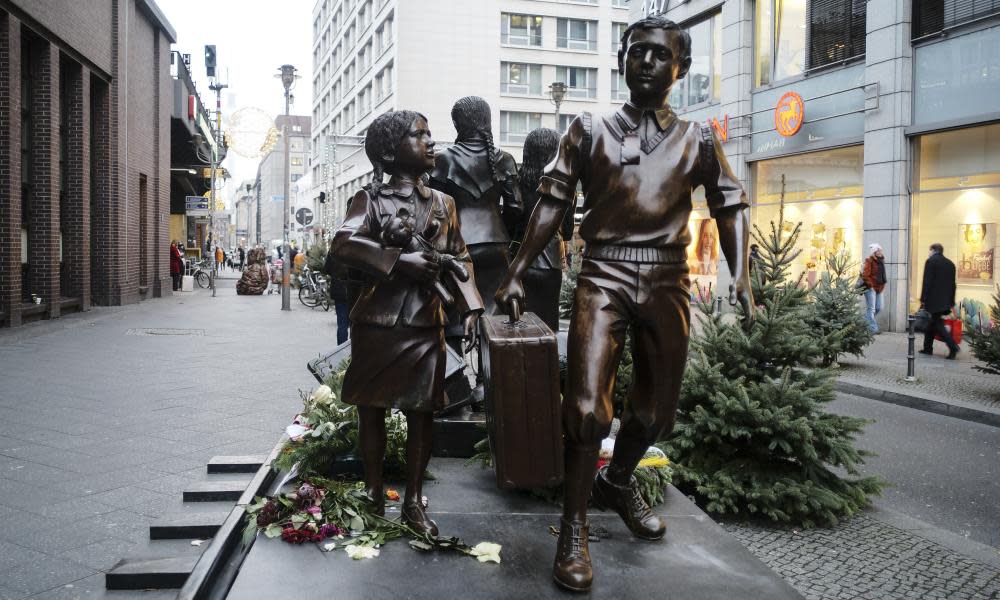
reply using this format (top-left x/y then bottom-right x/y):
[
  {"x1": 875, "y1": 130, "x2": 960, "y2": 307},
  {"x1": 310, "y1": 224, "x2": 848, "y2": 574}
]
[{"x1": 126, "y1": 328, "x2": 205, "y2": 336}]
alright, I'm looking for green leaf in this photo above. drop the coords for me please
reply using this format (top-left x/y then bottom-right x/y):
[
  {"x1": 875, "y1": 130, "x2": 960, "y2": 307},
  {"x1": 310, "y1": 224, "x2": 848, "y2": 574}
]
[
  {"x1": 264, "y1": 524, "x2": 283, "y2": 538},
  {"x1": 408, "y1": 540, "x2": 433, "y2": 551}
]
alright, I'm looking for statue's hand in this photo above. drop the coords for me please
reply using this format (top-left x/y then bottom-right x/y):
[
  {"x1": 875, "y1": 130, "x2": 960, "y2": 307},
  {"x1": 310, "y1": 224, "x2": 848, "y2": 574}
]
[
  {"x1": 494, "y1": 274, "x2": 525, "y2": 322},
  {"x1": 462, "y1": 312, "x2": 480, "y2": 354},
  {"x1": 729, "y1": 278, "x2": 755, "y2": 329},
  {"x1": 394, "y1": 251, "x2": 440, "y2": 283}
]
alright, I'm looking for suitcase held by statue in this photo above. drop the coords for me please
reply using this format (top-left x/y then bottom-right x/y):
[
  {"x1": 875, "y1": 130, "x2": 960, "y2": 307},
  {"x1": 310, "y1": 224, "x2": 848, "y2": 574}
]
[{"x1": 479, "y1": 310, "x2": 563, "y2": 490}]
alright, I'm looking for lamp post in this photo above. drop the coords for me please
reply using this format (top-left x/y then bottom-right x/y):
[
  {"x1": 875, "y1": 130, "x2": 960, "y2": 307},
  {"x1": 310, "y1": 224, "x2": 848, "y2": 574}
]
[
  {"x1": 549, "y1": 81, "x2": 568, "y2": 131},
  {"x1": 277, "y1": 64, "x2": 298, "y2": 311},
  {"x1": 243, "y1": 182, "x2": 252, "y2": 250}
]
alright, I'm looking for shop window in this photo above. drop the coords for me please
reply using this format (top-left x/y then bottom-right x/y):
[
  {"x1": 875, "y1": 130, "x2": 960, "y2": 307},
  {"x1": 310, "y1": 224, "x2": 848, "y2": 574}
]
[
  {"x1": 755, "y1": 0, "x2": 866, "y2": 87},
  {"x1": 555, "y1": 66, "x2": 598, "y2": 99},
  {"x1": 751, "y1": 146, "x2": 865, "y2": 285},
  {"x1": 501, "y1": 62, "x2": 542, "y2": 95},
  {"x1": 611, "y1": 22, "x2": 627, "y2": 54},
  {"x1": 502, "y1": 14, "x2": 543, "y2": 47},
  {"x1": 500, "y1": 111, "x2": 542, "y2": 145},
  {"x1": 557, "y1": 18, "x2": 598, "y2": 52},
  {"x1": 911, "y1": 123, "x2": 1000, "y2": 316},
  {"x1": 668, "y1": 12, "x2": 722, "y2": 110}
]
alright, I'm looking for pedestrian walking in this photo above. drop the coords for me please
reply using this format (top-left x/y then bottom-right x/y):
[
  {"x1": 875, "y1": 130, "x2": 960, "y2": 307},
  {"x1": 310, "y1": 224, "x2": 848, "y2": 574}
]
[
  {"x1": 919, "y1": 243, "x2": 960, "y2": 359},
  {"x1": 238, "y1": 246, "x2": 245, "y2": 271},
  {"x1": 748, "y1": 243, "x2": 761, "y2": 275},
  {"x1": 861, "y1": 243, "x2": 887, "y2": 334},
  {"x1": 323, "y1": 243, "x2": 352, "y2": 345},
  {"x1": 215, "y1": 245, "x2": 224, "y2": 274},
  {"x1": 169, "y1": 241, "x2": 184, "y2": 291}
]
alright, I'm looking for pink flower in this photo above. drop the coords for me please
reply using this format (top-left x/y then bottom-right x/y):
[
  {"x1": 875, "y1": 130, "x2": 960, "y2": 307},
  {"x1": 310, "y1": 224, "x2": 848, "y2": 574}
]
[
  {"x1": 318, "y1": 523, "x2": 344, "y2": 539},
  {"x1": 306, "y1": 506, "x2": 322, "y2": 518}
]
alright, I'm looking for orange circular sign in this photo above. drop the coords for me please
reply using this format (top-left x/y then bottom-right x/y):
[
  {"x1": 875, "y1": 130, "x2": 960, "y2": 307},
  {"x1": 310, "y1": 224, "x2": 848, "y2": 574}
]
[{"x1": 774, "y1": 91, "x2": 804, "y2": 137}]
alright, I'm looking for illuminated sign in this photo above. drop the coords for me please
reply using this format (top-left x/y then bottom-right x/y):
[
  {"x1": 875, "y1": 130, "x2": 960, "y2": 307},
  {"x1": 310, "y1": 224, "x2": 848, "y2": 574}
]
[
  {"x1": 708, "y1": 115, "x2": 729, "y2": 142},
  {"x1": 775, "y1": 92, "x2": 804, "y2": 137}
]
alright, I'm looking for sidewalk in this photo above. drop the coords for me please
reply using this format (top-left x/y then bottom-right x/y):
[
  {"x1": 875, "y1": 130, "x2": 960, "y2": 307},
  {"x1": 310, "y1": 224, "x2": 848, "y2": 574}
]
[
  {"x1": 835, "y1": 332, "x2": 1000, "y2": 426},
  {"x1": 0, "y1": 281, "x2": 338, "y2": 599}
]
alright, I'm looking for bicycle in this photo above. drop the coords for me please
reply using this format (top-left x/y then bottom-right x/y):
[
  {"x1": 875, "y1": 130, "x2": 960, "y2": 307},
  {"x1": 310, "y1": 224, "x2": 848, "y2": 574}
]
[
  {"x1": 186, "y1": 259, "x2": 212, "y2": 289},
  {"x1": 297, "y1": 266, "x2": 331, "y2": 310}
]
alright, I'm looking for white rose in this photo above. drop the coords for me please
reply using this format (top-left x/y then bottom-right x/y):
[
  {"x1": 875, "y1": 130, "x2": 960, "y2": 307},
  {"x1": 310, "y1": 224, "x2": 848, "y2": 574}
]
[
  {"x1": 345, "y1": 544, "x2": 380, "y2": 560},
  {"x1": 470, "y1": 541, "x2": 502, "y2": 563},
  {"x1": 311, "y1": 385, "x2": 333, "y2": 406}
]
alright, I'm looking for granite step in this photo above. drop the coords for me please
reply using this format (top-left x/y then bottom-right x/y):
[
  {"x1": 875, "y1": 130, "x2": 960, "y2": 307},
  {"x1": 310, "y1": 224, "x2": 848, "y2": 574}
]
[
  {"x1": 207, "y1": 454, "x2": 266, "y2": 474},
  {"x1": 183, "y1": 478, "x2": 252, "y2": 502},
  {"x1": 150, "y1": 510, "x2": 230, "y2": 540},
  {"x1": 106, "y1": 555, "x2": 200, "y2": 590}
]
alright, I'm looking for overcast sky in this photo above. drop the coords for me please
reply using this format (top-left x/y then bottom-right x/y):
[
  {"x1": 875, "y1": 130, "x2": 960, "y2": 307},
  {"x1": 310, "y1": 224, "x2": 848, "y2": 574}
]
[{"x1": 158, "y1": 0, "x2": 315, "y2": 205}]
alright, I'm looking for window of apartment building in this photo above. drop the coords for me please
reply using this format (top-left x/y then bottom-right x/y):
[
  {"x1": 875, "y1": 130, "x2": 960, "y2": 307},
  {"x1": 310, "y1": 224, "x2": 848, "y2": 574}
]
[
  {"x1": 502, "y1": 14, "x2": 543, "y2": 47},
  {"x1": 914, "y1": 0, "x2": 1000, "y2": 38},
  {"x1": 359, "y1": 42, "x2": 372, "y2": 74},
  {"x1": 360, "y1": 84, "x2": 372, "y2": 117},
  {"x1": 612, "y1": 0, "x2": 631, "y2": 7},
  {"x1": 376, "y1": 14, "x2": 394, "y2": 55},
  {"x1": 668, "y1": 12, "x2": 722, "y2": 109},
  {"x1": 332, "y1": 9, "x2": 341, "y2": 34},
  {"x1": 501, "y1": 62, "x2": 542, "y2": 95},
  {"x1": 557, "y1": 18, "x2": 598, "y2": 52},
  {"x1": 500, "y1": 111, "x2": 542, "y2": 144},
  {"x1": 291, "y1": 157, "x2": 304, "y2": 167},
  {"x1": 555, "y1": 66, "x2": 598, "y2": 99},
  {"x1": 558, "y1": 113, "x2": 576, "y2": 132},
  {"x1": 755, "y1": 0, "x2": 867, "y2": 87},
  {"x1": 611, "y1": 22, "x2": 627, "y2": 54},
  {"x1": 611, "y1": 69, "x2": 629, "y2": 102},
  {"x1": 358, "y1": 0, "x2": 372, "y2": 31}
]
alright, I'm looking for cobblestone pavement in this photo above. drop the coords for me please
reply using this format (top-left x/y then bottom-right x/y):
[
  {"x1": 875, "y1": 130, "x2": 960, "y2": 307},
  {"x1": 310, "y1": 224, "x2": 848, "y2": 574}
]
[
  {"x1": 837, "y1": 332, "x2": 1000, "y2": 408},
  {"x1": 722, "y1": 515, "x2": 1000, "y2": 600},
  {"x1": 0, "y1": 281, "x2": 337, "y2": 599}
]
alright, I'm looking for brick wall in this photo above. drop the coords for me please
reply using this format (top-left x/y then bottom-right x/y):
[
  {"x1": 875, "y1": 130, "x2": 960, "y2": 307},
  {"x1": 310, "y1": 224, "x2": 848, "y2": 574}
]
[
  {"x1": 0, "y1": 11, "x2": 22, "y2": 326},
  {"x1": 0, "y1": 0, "x2": 174, "y2": 326}
]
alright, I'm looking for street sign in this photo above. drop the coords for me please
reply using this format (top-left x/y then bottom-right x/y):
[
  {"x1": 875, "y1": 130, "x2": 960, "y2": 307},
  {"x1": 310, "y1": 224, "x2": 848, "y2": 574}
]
[
  {"x1": 296, "y1": 207, "x2": 314, "y2": 226},
  {"x1": 185, "y1": 196, "x2": 210, "y2": 212},
  {"x1": 188, "y1": 209, "x2": 210, "y2": 217},
  {"x1": 236, "y1": 229, "x2": 248, "y2": 236}
]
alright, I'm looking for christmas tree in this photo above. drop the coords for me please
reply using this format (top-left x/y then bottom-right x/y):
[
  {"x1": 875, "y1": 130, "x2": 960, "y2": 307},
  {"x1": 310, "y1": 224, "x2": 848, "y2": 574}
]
[
  {"x1": 965, "y1": 286, "x2": 1000, "y2": 376},
  {"x1": 806, "y1": 250, "x2": 874, "y2": 366},
  {"x1": 662, "y1": 205, "x2": 883, "y2": 528}
]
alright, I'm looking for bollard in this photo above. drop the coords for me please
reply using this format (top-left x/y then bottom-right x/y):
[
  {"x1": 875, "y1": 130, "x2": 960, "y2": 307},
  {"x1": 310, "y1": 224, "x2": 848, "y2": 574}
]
[
  {"x1": 715, "y1": 296, "x2": 723, "y2": 315},
  {"x1": 905, "y1": 314, "x2": 917, "y2": 382}
]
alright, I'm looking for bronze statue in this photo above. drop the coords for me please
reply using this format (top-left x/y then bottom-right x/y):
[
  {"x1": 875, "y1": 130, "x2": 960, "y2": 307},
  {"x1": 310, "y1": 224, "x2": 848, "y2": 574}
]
[
  {"x1": 429, "y1": 96, "x2": 522, "y2": 316},
  {"x1": 514, "y1": 128, "x2": 574, "y2": 332},
  {"x1": 330, "y1": 110, "x2": 484, "y2": 535},
  {"x1": 236, "y1": 247, "x2": 269, "y2": 295},
  {"x1": 496, "y1": 17, "x2": 755, "y2": 592}
]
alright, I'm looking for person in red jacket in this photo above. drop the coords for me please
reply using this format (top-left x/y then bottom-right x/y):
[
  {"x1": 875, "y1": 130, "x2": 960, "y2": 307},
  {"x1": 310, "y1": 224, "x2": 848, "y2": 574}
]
[
  {"x1": 169, "y1": 242, "x2": 184, "y2": 291},
  {"x1": 861, "y1": 243, "x2": 887, "y2": 334}
]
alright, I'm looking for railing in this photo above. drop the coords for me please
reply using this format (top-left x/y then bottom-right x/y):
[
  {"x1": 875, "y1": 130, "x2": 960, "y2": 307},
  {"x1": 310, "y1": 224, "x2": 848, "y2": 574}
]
[
  {"x1": 557, "y1": 37, "x2": 598, "y2": 52},
  {"x1": 501, "y1": 32, "x2": 541, "y2": 46}
]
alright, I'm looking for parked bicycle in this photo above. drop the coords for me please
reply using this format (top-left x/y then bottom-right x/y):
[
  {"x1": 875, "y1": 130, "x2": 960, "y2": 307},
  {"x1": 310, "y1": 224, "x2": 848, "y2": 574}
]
[
  {"x1": 186, "y1": 259, "x2": 212, "y2": 289},
  {"x1": 297, "y1": 265, "x2": 331, "y2": 310}
]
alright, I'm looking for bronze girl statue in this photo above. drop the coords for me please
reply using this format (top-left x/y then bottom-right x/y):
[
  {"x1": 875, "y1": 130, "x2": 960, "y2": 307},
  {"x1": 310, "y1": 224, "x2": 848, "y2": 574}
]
[
  {"x1": 514, "y1": 128, "x2": 575, "y2": 332},
  {"x1": 330, "y1": 110, "x2": 484, "y2": 535},
  {"x1": 429, "y1": 96, "x2": 522, "y2": 316}
]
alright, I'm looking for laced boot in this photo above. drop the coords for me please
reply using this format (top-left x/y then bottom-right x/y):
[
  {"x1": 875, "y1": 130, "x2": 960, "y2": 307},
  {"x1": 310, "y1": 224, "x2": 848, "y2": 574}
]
[
  {"x1": 401, "y1": 501, "x2": 438, "y2": 537},
  {"x1": 592, "y1": 466, "x2": 665, "y2": 540},
  {"x1": 552, "y1": 518, "x2": 592, "y2": 592}
]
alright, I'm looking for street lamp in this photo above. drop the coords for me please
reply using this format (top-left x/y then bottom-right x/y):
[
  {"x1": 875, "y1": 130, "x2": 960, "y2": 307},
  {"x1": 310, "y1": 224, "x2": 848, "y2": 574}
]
[
  {"x1": 549, "y1": 81, "x2": 568, "y2": 131},
  {"x1": 276, "y1": 64, "x2": 299, "y2": 311}
]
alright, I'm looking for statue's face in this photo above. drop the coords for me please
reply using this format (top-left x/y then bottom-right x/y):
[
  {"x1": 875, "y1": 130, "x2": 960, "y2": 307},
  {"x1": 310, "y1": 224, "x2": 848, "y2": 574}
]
[
  {"x1": 622, "y1": 28, "x2": 690, "y2": 101},
  {"x1": 393, "y1": 116, "x2": 436, "y2": 173}
]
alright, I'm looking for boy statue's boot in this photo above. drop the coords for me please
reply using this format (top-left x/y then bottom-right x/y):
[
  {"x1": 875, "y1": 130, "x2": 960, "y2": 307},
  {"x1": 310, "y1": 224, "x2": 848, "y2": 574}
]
[
  {"x1": 553, "y1": 443, "x2": 600, "y2": 592},
  {"x1": 592, "y1": 431, "x2": 666, "y2": 540}
]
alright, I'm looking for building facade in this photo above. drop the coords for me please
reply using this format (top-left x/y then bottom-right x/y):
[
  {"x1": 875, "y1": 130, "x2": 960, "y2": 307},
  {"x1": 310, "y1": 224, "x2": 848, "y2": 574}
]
[
  {"x1": 254, "y1": 114, "x2": 311, "y2": 250},
  {"x1": 0, "y1": 0, "x2": 175, "y2": 328},
  {"x1": 307, "y1": 0, "x2": 633, "y2": 231},
  {"x1": 631, "y1": 0, "x2": 1000, "y2": 331}
]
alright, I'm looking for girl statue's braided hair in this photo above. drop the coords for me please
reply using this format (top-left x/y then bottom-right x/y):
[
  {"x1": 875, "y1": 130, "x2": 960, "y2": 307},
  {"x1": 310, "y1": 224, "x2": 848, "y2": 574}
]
[
  {"x1": 519, "y1": 128, "x2": 561, "y2": 193},
  {"x1": 363, "y1": 109, "x2": 426, "y2": 197},
  {"x1": 451, "y1": 96, "x2": 502, "y2": 184}
]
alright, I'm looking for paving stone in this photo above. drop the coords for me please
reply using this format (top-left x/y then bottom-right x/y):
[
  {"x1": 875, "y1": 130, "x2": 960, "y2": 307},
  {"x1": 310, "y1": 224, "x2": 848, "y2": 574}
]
[
  {"x1": 0, "y1": 555, "x2": 96, "y2": 595},
  {"x1": 723, "y1": 514, "x2": 1000, "y2": 600}
]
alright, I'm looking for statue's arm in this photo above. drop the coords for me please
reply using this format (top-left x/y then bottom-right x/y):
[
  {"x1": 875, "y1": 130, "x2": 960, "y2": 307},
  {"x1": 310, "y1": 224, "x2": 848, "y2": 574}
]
[{"x1": 329, "y1": 190, "x2": 402, "y2": 279}]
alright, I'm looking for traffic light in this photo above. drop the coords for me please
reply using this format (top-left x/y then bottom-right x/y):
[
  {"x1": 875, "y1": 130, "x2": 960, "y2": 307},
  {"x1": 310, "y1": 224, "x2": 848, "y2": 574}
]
[
  {"x1": 318, "y1": 191, "x2": 326, "y2": 204},
  {"x1": 204, "y1": 45, "x2": 217, "y2": 78}
]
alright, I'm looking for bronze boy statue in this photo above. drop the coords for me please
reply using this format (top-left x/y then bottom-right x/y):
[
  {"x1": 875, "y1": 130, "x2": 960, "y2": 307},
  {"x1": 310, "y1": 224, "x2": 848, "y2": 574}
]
[
  {"x1": 496, "y1": 16, "x2": 754, "y2": 592},
  {"x1": 331, "y1": 110, "x2": 484, "y2": 535}
]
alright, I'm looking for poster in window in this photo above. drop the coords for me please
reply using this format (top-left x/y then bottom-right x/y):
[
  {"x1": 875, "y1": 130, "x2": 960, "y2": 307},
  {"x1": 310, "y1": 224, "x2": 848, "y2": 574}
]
[
  {"x1": 688, "y1": 219, "x2": 719, "y2": 276},
  {"x1": 957, "y1": 223, "x2": 995, "y2": 285}
]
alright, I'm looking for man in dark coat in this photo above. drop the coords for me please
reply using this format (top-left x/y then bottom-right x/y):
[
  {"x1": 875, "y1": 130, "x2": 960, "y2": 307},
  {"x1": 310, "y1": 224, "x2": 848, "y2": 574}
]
[
  {"x1": 323, "y1": 245, "x2": 351, "y2": 345},
  {"x1": 919, "y1": 243, "x2": 960, "y2": 359}
]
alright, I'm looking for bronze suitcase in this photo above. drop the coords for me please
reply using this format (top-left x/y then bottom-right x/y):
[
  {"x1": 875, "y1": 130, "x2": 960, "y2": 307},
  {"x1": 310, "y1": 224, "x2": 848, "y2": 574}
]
[{"x1": 479, "y1": 311, "x2": 563, "y2": 489}]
